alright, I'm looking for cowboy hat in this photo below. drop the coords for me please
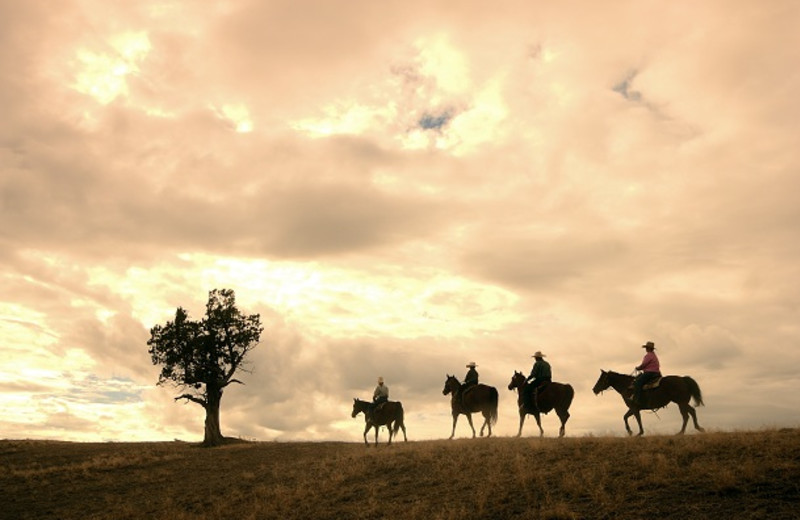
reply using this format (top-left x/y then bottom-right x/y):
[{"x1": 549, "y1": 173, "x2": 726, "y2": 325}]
[
  {"x1": 377, "y1": 376, "x2": 384, "y2": 383},
  {"x1": 532, "y1": 351, "x2": 546, "y2": 358},
  {"x1": 642, "y1": 341, "x2": 655, "y2": 349},
  {"x1": 466, "y1": 361, "x2": 477, "y2": 368}
]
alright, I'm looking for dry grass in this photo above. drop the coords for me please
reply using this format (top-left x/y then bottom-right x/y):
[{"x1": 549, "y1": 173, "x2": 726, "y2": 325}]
[{"x1": 2, "y1": 429, "x2": 799, "y2": 520}]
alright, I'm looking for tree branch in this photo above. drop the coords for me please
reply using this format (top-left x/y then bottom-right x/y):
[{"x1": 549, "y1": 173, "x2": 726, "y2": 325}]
[{"x1": 174, "y1": 393, "x2": 207, "y2": 407}]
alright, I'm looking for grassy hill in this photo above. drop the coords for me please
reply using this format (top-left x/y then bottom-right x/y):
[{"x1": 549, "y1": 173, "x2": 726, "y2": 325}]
[{"x1": 2, "y1": 429, "x2": 799, "y2": 520}]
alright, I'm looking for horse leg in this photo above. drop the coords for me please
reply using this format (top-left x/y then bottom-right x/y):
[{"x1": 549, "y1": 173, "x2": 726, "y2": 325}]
[
  {"x1": 387, "y1": 421, "x2": 394, "y2": 445},
  {"x1": 623, "y1": 409, "x2": 635, "y2": 436},
  {"x1": 676, "y1": 403, "x2": 697, "y2": 434},
  {"x1": 633, "y1": 410, "x2": 644, "y2": 436},
  {"x1": 449, "y1": 413, "x2": 459, "y2": 440},
  {"x1": 479, "y1": 412, "x2": 487, "y2": 437},
  {"x1": 533, "y1": 412, "x2": 544, "y2": 437},
  {"x1": 557, "y1": 408, "x2": 570, "y2": 438},
  {"x1": 689, "y1": 405, "x2": 705, "y2": 433},
  {"x1": 480, "y1": 411, "x2": 492, "y2": 437},
  {"x1": 465, "y1": 413, "x2": 476, "y2": 438},
  {"x1": 374, "y1": 424, "x2": 379, "y2": 446},
  {"x1": 516, "y1": 408, "x2": 526, "y2": 437},
  {"x1": 363, "y1": 424, "x2": 370, "y2": 446}
]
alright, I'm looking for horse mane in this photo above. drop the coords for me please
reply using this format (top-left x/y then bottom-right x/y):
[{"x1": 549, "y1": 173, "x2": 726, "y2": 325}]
[{"x1": 607, "y1": 370, "x2": 633, "y2": 380}]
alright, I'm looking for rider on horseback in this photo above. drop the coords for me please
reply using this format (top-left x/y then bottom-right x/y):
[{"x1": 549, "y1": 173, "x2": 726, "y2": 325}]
[
  {"x1": 525, "y1": 351, "x2": 551, "y2": 410},
  {"x1": 633, "y1": 341, "x2": 661, "y2": 406},
  {"x1": 462, "y1": 362, "x2": 479, "y2": 405},
  {"x1": 464, "y1": 362, "x2": 479, "y2": 388},
  {"x1": 369, "y1": 376, "x2": 389, "y2": 421}
]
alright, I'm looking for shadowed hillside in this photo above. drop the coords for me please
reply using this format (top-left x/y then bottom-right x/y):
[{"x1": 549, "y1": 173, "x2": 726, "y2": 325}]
[{"x1": 2, "y1": 429, "x2": 799, "y2": 519}]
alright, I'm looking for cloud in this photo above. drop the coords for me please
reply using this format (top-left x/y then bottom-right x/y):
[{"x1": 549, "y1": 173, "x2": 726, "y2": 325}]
[
  {"x1": 2, "y1": 0, "x2": 800, "y2": 442},
  {"x1": 419, "y1": 111, "x2": 453, "y2": 131}
]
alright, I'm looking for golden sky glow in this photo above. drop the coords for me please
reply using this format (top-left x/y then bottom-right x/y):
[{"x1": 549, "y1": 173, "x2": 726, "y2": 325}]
[
  {"x1": 72, "y1": 31, "x2": 151, "y2": 104},
  {"x1": 1, "y1": 0, "x2": 799, "y2": 442}
]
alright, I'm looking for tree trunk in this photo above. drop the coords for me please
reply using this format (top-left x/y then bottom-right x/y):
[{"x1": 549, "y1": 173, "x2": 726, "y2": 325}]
[{"x1": 202, "y1": 387, "x2": 224, "y2": 446}]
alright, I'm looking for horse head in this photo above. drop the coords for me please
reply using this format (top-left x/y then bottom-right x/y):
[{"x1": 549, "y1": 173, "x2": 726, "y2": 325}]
[
  {"x1": 351, "y1": 397, "x2": 367, "y2": 417},
  {"x1": 592, "y1": 370, "x2": 610, "y2": 395},
  {"x1": 508, "y1": 370, "x2": 526, "y2": 390},
  {"x1": 442, "y1": 374, "x2": 459, "y2": 395}
]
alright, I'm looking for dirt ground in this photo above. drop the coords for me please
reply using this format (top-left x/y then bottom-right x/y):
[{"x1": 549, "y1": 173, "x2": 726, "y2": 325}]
[{"x1": 3, "y1": 429, "x2": 799, "y2": 520}]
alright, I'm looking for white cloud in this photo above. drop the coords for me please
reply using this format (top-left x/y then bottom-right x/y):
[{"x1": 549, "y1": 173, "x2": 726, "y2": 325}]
[{"x1": 1, "y1": 0, "x2": 799, "y2": 442}]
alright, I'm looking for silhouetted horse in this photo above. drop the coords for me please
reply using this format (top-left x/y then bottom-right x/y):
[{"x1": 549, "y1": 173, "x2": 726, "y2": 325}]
[
  {"x1": 592, "y1": 370, "x2": 705, "y2": 436},
  {"x1": 351, "y1": 398, "x2": 407, "y2": 446},
  {"x1": 507, "y1": 371, "x2": 574, "y2": 438},
  {"x1": 442, "y1": 375, "x2": 498, "y2": 439}
]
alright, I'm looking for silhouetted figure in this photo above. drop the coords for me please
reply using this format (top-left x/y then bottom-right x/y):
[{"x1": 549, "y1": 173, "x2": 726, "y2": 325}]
[
  {"x1": 464, "y1": 362, "x2": 479, "y2": 389},
  {"x1": 368, "y1": 376, "x2": 389, "y2": 421},
  {"x1": 525, "y1": 351, "x2": 552, "y2": 410},
  {"x1": 633, "y1": 341, "x2": 661, "y2": 405}
]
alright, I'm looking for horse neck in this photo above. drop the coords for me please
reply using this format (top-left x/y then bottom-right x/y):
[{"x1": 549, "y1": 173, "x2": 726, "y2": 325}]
[
  {"x1": 608, "y1": 372, "x2": 633, "y2": 394},
  {"x1": 448, "y1": 382, "x2": 463, "y2": 403}
]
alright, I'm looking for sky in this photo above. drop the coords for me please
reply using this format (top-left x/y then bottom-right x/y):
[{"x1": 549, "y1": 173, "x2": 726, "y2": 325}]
[{"x1": 2, "y1": 0, "x2": 799, "y2": 443}]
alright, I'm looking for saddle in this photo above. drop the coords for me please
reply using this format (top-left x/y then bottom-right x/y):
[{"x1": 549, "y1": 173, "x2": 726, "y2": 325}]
[
  {"x1": 519, "y1": 382, "x2": 546, "y2": 413},
  {"x1": 459, "y1": 384, "x2": 475, "y2": 400},
  {"x1": 459, "y1": 383, "x2": 481, "y2": 408},
  {"x1": 626, "y1": 376, "x2": 662, "y2": 398},
  {"x1": 643, "y1": 377, "x2": 662, "y2": 390}
]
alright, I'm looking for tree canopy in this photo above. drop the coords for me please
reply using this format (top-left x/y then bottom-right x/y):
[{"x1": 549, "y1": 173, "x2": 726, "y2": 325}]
[{"x1": 148, "y1": 288, "x2": 263, "y2": 446}]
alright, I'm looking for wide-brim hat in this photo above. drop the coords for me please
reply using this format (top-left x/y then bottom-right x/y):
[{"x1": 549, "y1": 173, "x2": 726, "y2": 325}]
[
  {"x1": 532, "y1": 351, "x2": 546, "y2": 358},
  {"x1": 377, "y1": 376, "x2": 384, "y2": 383},
  {"x1": 466, "y1": 362, "x2": 477, "y2": 368},
  {"x1": 642, "y1": 341, "x2": 655, "y2": 349}
]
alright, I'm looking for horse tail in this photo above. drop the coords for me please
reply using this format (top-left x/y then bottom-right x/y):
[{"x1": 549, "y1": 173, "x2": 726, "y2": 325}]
[
  {"x1": 489, "y1": 387, "x2": 499, "y2": 425},
  {"x1": 684, "y1": 377, "x2": 704, "y2": 407},
  {"x1": 394, "y1": 403, "x2": 404, "y2": 434}
]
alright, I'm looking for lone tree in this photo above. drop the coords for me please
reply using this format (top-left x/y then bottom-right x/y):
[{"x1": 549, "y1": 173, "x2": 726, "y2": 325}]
[{"x1": 148, "y1": 288, "x2": 263, "y2": 446}]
